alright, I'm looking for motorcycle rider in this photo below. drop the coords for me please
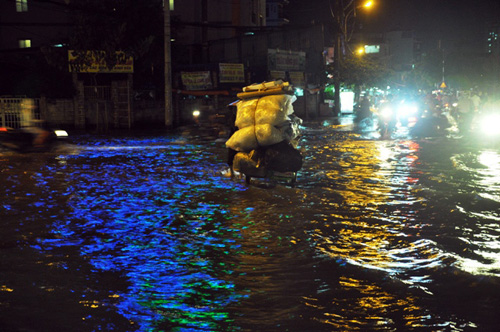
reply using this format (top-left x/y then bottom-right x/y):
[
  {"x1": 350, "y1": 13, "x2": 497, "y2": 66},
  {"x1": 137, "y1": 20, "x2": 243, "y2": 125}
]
[
  {"x1": 22, "y1": 120, "x2": 51, "y2": 148},
  {"x1": 457, "y1": 91, "x2": 474, "y2": 133},
  {"x1": 356, "y1": 96, "x2": 371, "y2": 121}
]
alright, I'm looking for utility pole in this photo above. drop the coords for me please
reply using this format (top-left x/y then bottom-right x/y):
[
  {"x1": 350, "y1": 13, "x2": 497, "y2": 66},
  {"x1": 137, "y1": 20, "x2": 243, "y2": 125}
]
[
  {"x1": 333, "y1": 0, "x2": 342, "y2": 120},
  {"x1": 164, "y1": 0, "x2": 173, "y2": 129}
]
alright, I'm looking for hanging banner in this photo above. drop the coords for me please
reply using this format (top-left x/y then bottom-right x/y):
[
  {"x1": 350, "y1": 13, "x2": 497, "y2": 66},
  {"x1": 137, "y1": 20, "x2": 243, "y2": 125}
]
[
  {"x1": 68, "y1": 50, "x2": 133, "y2": 73},
  {"x1": 219, "y1": 63, "x2": 245, "y2": 83},
  {"x1": 289, "y1": 71, "x2": 305, "y2": 87},
  {"x1": 268, "y1": 49, "x2": 306, "y2": 71},
  {"x1": 269, "y1": 70, "x2": 286, "y2": 80},
  {"x1": 181, "y1": 71, "x2": 213, "y2": 90}
]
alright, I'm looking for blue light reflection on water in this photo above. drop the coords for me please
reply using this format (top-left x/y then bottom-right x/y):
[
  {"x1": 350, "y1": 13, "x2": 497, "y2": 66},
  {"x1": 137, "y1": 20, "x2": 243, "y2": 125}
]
[{"x1": 34, "y1": 137, "x2": 248, "y2": 331}]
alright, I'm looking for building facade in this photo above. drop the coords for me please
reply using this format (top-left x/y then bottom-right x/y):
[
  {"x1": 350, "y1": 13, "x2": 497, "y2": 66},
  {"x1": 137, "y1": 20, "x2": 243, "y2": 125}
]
[{"x1": 0, "y1": 0, "x2": 70, "y2": 51}]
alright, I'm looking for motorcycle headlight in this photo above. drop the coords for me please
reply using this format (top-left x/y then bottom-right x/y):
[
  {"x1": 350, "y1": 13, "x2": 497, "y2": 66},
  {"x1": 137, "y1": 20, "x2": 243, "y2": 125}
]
[
  {"x1": 380, "y1": 106, "x2": 393, "y2": 119},
  {"x1": 398, "y1": 104, "x2": 418, "y2": 117},
  {"x1": 479, "y1": 113, "x2": 500, "y2": 137},
  {"x1": 55, "y1": 130, "x2": 68, "y2": 137}
]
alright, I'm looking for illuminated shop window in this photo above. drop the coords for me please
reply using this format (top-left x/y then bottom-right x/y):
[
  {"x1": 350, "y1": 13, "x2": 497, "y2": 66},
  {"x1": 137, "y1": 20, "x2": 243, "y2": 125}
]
[
  {"x1": 16, "y1": 0, "x2": 28, "y2": 12},
  {"x1": 364, "y1": 45, "x2": 380, "y2": 54},
  {"x1": 163, "y1": 0, "x2": 174, "y2": 10},
  {"x1": 19, "y1": 39, "x2": 31, "y2": 48}
]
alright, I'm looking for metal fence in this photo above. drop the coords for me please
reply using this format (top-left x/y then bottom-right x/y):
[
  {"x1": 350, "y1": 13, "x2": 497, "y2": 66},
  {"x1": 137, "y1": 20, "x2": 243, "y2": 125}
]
[{"x1": 0, "y1": 98, "x2": 40, "y2": 128}]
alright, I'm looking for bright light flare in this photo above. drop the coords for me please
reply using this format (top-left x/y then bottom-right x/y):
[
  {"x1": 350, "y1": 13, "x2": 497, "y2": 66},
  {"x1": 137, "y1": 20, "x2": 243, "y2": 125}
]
[
  {"x1": 397, "y1": 103, "x2": 418, "y2": 117},
  {"x1": 363, "y1": 0, "x2": 374, "y2": 8},
  {"x1": 55, "y1": 130, "x2": 68, "y2": 137},
  {"x1": 380, "y1": 106, "x2": 393, "y2": 119},
  {"x1": 192, "y1": 110, "x2": 201, "y2": 118},
  {"x1": 479, "y1": 113, "x2": 500, "y2": 137}
]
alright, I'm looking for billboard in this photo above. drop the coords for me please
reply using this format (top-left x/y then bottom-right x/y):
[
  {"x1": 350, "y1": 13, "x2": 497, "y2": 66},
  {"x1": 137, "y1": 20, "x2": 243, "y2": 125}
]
[
  {"x1": 219, "y1": 63, "x2": 245, "y2": 83},
  {"x1": 68, "y1": 50, "x2": 134, "y2": 73},
  {"x1": 181, "y1": 71, "x2": 213, "y2": 90},
  {"x1": 268, "y1": 49, "x2": 306, "y2": 71}
]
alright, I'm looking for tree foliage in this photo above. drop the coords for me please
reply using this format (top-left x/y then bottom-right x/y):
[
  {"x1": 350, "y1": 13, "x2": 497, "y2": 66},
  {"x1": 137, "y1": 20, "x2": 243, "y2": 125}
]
[
  {"x1": 68, "y1": 0, "x2": 164, "y2": 69},
  {"x1": 326, "y1": 54, "x2": 391, "y2": 95},
  {"x1": 339, "y1": 55, "x2": 390, "y2": 89}
]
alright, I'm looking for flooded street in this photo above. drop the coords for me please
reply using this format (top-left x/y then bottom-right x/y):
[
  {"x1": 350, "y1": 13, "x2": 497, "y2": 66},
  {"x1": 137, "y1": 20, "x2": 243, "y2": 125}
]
[{"x1": 1, "y1": 120, "x2": 500, "y2": 331}]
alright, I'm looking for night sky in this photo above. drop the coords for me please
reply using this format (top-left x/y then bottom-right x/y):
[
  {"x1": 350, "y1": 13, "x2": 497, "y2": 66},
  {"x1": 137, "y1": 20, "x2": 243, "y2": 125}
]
[{"x1": 285, "y1": 0, "x2": 500, "y2": 52}]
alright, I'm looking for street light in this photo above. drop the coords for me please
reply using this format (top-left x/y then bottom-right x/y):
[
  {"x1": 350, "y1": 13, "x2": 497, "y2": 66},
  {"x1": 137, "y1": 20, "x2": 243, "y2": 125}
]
[
  {"x1": 363, "y1": 1, "x2": 373, "y2": 9},
  {"x1": 332, "y1": 0, "x2": 374, "y2": 119}
]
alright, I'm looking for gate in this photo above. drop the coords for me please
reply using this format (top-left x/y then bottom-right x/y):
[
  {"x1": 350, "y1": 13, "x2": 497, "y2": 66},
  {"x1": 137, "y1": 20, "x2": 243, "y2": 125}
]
[
  {"x1": 0, "y1": 98, "x2": 40, "y2": 128},
  {"x1": 84, "y1": 86, "x2": 112, "y2": 132}
]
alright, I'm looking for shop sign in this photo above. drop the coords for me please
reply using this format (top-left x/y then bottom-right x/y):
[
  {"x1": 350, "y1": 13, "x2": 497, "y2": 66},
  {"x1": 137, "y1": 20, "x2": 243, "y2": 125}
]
[
  {"x1": 219, "y1": 63, "x2": 245, "y2": 83},
  {"x1": 289, "y1": 71, "x2": 305, "y2": 87},
  {"x1": 181, "y1": 71, "x2": 213, "y2": 90},
  {"x1": 268, "y1": 49, "x2": 306, "y2": 71},
  {"x1": 68, "y1": 50, "x2": 133, "y2": 73}
]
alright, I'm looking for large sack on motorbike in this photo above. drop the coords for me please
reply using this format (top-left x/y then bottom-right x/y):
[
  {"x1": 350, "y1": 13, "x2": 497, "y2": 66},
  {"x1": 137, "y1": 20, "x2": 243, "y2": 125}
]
[
  {"x1": 275, "y1": 114, "x2": 303, "y2": 143},
  {"x1": 225, "y1": 124, "x2": 285, "y2": 152},
  {"x1": 226, "y1": 126, "x2": 258, "y2": 151},
  {"x1": 235, "y1": 94, "x2": 297, "y2": 129},
  {"x1": 255, "y1": 123, "x2": 285, "y2": 146},
  {"x1": 234, "y1": 98, "x2": 258, "y2": 129},
  {"x1": 232, "y1": 150, "x2": 267, "y2": 177},
  {"x1": 255, "y1": 94, "x2": 296, "y2": 125},
  {"x1": 263, "y1": 141, "x2": 303, "y2": 172}
]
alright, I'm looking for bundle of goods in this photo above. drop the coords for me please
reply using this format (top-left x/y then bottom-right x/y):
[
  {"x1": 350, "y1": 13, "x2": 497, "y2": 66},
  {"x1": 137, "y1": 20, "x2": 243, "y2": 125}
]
[{"x1": 226, "y1": 81, "x2": 303, "y2": 177}]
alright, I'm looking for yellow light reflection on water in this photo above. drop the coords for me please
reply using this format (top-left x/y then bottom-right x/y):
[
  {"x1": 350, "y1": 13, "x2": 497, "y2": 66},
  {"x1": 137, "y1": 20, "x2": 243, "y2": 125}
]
[
  {"x1": 1, "y1": 285, "x2": 14, "y2": 292},
  {"x1": 315, "y1": 276, "x2": 422, "y2": 330},
  {"x1": 309, "y1": 137, "x2": 432, "y2": 326}
]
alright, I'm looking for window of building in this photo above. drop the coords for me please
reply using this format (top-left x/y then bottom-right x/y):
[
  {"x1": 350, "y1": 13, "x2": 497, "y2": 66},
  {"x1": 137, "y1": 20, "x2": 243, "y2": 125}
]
[
  {"x1": 16, "y1": 0, "x2": 28, "y2": 12},
  {"x1": 19, "y1": 39, "x2": 31, "y2": 48},
  {"x1": 364, "y1": 45, "x2": 380, "y2": 54},
  {"x1": 163, "y1": 0, "x2": 173, "y2": 10}
]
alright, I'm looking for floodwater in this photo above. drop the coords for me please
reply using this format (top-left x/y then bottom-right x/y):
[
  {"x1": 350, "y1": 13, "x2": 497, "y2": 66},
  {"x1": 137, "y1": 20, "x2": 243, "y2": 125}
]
[{"x1": 1, "y1": 120, "x2": 500, "y2": 332}]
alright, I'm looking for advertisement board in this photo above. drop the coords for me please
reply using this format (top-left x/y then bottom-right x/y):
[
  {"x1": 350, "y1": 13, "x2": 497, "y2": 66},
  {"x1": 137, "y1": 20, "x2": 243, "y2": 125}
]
[
  {"x1": 289, "y1": 71, "x2": 305, "y2": 87},
  {"x1": 219, "y1": 63, "x2": 245, "y2": 83},
  {"x1": 268, "y1": 49, "x2": 306, "y2": 71},
  {"x1": 181, "y1": 71, "x2": 213, "y2": 90},
  {"x1": 68, "y1": 50, "x2": 133, "y2": 73}
]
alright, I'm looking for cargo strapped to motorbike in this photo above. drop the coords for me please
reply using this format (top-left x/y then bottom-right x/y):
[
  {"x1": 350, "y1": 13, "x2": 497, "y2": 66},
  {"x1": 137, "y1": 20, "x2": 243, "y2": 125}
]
[{"x1": 226, "y1": 81, "x2": 302, "y2": 186}]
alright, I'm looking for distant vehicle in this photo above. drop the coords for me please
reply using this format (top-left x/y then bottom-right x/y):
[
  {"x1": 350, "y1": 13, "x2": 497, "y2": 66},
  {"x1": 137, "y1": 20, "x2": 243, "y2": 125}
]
[{"x1": 0, "y1": 123, "x2": 68, "y2": 152}]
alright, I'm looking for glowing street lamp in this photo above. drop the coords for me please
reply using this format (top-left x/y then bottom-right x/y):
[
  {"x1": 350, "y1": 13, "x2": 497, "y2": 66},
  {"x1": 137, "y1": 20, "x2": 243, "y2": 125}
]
[
  {"x1": 332, "y1": 0, "x2": 375, "y2": 118},
  {"x1": 362, "y1": 1, "x2": 374, "y2": 9}
]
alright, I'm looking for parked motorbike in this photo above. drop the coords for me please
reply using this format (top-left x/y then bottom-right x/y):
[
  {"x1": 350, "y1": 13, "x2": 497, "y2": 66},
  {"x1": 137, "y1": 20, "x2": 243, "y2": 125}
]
[{"x1": 0, "y1": 124, "x2": 68, "y2": 152}]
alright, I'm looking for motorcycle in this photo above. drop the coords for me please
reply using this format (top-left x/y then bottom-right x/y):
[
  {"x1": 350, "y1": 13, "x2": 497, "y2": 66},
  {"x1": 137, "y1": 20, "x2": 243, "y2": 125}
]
[
  {"x1": 410, "y1": 105, "x2": 452, "y2": 138},
  {"x1": 470, "y1": 111, "x2": 500, "y2": 140},
  {"x1": 0, "y1": 125, "x2": 68, "y2": 152},
  {"x1": 376, "y1": 98, "x2": 420, "y2": 136},
  {"x1": 376, "y1": 101, "x2": 397, "y2": 138}
]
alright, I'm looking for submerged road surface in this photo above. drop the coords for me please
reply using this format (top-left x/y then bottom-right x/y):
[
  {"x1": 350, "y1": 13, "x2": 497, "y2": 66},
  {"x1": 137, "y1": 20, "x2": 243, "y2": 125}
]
[{"x1": 1, "y1": 121, "x2": 500, "y2": 331}]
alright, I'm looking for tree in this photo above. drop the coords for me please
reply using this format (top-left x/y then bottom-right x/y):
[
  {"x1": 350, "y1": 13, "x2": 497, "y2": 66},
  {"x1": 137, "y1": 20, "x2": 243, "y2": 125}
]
[
  {"x1": 69, "y1": 0, "x2": 162, "y2": 62},
  {"x1": 61, "y1": 0, "x2": 170, "y2": 92},
  {"x1": 326, "y1": 54, "x2": 391, "y2": 101}
]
